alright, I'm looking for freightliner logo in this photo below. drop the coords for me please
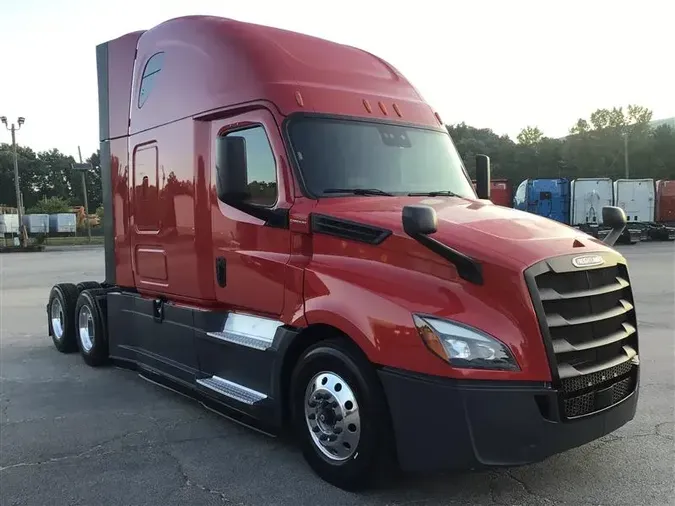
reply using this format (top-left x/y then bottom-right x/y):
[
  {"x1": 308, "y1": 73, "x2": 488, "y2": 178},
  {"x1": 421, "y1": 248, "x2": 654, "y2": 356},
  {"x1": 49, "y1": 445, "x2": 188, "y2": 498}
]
[{"x1": 571, "y1": 254, "x2": 605, "y2": 268}]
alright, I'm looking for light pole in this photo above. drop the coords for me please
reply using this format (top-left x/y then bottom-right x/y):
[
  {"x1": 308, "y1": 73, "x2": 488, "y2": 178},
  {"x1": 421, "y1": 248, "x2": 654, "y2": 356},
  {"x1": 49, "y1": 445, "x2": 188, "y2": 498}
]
[
  {"x1": 71, "y1": 146, "x2": 93, "y2": 243},
  {"x1": 1, "y1": 115, "x2": 27, "y2": 246}
]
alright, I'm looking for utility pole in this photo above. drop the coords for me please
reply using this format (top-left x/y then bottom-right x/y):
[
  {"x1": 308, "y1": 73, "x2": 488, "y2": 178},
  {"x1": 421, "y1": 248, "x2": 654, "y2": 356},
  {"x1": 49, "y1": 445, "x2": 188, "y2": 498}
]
[
  {"x1": 623, "y1": 131, "x2": 630, "y2": 178},
  {"x1": 1, "y1": 115, "x2": 27, "y2": 247},
  {"x1": 72, "y1": 148, "x2": 92, "y2": 243}
]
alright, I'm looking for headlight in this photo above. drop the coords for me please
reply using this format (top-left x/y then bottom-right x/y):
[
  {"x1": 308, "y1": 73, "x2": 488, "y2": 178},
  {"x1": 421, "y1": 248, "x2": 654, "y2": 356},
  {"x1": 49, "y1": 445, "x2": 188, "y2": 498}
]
[{"x1": 413, "y1": 315, "x2": 519, "y2": 371}]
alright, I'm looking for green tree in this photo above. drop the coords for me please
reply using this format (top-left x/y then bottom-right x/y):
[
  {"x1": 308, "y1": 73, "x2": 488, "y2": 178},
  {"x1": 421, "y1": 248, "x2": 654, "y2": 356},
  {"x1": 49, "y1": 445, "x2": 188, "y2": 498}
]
[
  {"x1": 517, "y1": 126, "x2": 544, "y2": 146},
  {"x1": 28, "y1": 196, "x2": 71, "y2": 214}
]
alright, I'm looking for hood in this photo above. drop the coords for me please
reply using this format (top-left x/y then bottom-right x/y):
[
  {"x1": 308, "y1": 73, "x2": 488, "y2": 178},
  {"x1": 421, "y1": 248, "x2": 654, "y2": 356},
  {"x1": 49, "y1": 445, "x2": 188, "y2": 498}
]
[{"x1": 312, "y1": 196, "x2": 614, "y2": 271}]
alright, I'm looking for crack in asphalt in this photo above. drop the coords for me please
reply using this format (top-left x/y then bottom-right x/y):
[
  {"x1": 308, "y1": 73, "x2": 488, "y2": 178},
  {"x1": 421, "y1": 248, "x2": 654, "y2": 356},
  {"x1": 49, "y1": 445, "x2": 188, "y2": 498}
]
[
  {"x1": 162, "y1": 448, "x2": 245, "y2": 505},
  {"x1": 503, "y1": 470, "x2": 555, "y2": 505},
  {"x1": 0, "y1": 412, "x2": 232, "y2": 473},
  {"x1": 0, "y1": 429, "x2": 149, "y2": 472},
  {"x1": 0, "y1": 409, "x2": 163, "y2": 428}
]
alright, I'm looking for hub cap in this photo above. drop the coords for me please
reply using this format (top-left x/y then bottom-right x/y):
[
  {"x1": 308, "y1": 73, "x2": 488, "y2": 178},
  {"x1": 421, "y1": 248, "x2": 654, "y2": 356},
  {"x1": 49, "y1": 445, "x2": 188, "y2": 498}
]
[
  {"x1": 50, "y1": 298, "x2": 64, "y2": 340},
  {"x1": 78, "y1": 305, "x2": 95, "y2": 352},
  {"x1": 304, "y1": 371, "x2": 361, "y2": 461}
]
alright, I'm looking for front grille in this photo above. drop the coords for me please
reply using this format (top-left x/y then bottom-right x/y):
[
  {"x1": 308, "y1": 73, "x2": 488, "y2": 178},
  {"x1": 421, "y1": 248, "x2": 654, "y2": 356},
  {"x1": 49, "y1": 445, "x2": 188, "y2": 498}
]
[
  {"x1": 527, "y1": 253, "x2": 639, "y2": 419},
  {"x1": 563, "y1": 375, "x2": 635, "y2": 418}
]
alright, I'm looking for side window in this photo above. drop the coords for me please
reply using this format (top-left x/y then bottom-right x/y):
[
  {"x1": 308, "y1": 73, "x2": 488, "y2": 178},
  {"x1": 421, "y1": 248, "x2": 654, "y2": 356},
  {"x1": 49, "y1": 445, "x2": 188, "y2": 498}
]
[
  {"x1": 133, "y1": 144, "x2": 160, "y2": 231},
  {"x1": 216, "y1": 125, "x2": 277, "y2": 207},
  {"x1": 138, "y1": 52, "x2": 165, "y2": 108}
]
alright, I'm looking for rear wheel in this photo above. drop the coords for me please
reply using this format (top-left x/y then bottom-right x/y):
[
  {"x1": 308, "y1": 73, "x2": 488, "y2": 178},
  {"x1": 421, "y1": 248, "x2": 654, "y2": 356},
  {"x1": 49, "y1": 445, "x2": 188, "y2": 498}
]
[
  {"x1": 47, "y1": 283, "x2": 80, "y2": 353},
  {"x1": 290, "y1": 338, "x2": 395, "y2": 491},
  {"x1": 74, "y1": 289, "x2": 109, "y2": 367}
]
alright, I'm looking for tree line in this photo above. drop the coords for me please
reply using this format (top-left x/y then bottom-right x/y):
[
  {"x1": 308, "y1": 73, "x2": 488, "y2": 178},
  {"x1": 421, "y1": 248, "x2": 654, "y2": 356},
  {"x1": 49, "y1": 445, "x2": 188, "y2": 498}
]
[
  {"x1": 0, "y1": 146, "x2": 101, "y2": 214},
  {"x1": 451, "y1": 104, "x2": 675, "y2": 183},
  {"x1": 1, "y1": 104, "x2": 673, "y2": 213}
]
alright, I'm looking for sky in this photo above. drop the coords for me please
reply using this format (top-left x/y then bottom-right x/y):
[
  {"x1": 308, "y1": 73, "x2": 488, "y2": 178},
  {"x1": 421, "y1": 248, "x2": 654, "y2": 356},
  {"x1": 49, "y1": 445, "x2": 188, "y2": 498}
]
[{"x1": 0, "y1": 0, "x2": 673, "y2": 159}]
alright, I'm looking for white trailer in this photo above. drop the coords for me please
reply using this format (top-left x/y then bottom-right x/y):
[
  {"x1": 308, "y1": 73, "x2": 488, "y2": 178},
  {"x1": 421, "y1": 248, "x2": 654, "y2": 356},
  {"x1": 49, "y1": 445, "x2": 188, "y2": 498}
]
[
  {"x1": 0, "y1": 214, "x2": 19, "y2": 234},
  {"x1": 570, "y1": 178, "x2": 613, "y2": 226},
  {"x1": 613, "y1": 179, "x2": 655, "y2": 223},
  {"x1": 49, "y1": 213, "x2": 77, "y2": 234},
  {"x1": 22, "y1": 214, "x2": 50, "y2": 234}
]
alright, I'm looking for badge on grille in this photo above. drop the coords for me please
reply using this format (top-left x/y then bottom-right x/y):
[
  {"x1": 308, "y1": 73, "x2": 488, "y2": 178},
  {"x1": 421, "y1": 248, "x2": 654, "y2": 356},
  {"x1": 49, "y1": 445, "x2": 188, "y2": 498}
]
[{"x1": 571, "y1": 254, "x2": 605, "y2": 268}]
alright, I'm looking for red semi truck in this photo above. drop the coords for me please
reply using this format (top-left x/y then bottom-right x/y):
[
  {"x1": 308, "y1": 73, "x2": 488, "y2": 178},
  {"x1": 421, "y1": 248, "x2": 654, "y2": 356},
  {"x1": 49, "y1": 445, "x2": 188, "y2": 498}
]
[{"x1": 46, "y1": 15, "x2": 640, "y2": 490}]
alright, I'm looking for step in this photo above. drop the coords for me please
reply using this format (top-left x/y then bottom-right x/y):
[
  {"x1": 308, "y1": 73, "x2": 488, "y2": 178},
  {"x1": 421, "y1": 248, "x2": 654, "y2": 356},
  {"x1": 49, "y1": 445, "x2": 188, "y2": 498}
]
[
  {"x1": 196, "y1": 375, "x2": 267, "y2": 405},
  {"x1": 206, "y1": 313, "x2": 281, "y2": 351}
]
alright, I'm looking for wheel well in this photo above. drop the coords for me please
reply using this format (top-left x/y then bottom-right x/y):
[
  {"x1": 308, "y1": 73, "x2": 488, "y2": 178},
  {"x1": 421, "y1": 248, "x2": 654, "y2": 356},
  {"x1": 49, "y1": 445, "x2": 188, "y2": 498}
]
[{"x1": 279, "y1": 323, "x2": 368, "y2": 429}]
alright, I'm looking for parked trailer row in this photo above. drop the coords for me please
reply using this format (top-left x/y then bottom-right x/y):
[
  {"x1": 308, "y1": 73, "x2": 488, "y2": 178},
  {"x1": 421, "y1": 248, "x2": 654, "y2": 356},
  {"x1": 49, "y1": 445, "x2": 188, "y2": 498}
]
[
  {"x1": 512, "y1": 177, "x2": 675, "y2": 243},
  {"x1": 0, "y1": 213, "x2": 78, "y2": 236}
]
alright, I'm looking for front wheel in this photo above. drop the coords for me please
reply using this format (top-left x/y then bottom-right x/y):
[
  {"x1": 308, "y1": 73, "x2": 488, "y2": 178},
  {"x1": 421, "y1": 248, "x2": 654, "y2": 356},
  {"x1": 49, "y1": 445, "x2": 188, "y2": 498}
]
[{"x1": 290, "y1": 338, "x2": 395, "y2": 491}]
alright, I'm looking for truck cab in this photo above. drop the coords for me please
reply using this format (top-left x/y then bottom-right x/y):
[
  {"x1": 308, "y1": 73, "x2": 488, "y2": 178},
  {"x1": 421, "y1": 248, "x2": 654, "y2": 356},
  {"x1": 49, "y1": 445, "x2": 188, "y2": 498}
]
[
  {"x1": 513, "y1": 177, "x2": 571, "y2": 224},
  {"x1": 46, "y1": 15, "x2": 640, "y2": 491}
]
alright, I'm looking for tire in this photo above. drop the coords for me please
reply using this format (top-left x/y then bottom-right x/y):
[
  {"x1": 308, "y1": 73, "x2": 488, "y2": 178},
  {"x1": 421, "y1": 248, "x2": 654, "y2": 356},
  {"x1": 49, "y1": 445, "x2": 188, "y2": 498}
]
[
  {"x1": 74, "y1": 288, "x2": 109, "y2": 367},
  {"x1": 76, "y1": 281, "x2": 101, "y2": 292},
  {"x1": 47, "y1": 283, "x2": 80, "y2": 353},
  {"x1": 290, "y1": 338, "x2": 395, "y2": 491}
]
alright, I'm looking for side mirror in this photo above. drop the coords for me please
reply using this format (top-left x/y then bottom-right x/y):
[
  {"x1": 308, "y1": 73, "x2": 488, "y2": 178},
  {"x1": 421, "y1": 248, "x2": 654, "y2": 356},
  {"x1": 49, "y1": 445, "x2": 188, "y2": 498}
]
[
  {"x1": 216, "y1": 136, "x2": 249, "y2": 203},
  {"x1": 601, "y1": 206, "x2": 627, "y2": 247},
  {"x1": 402, "y1": 205, "x2": 438, "y2": 236},
  {"x1": 475, "y1": 154, "x2": 491, "y2": 200}
]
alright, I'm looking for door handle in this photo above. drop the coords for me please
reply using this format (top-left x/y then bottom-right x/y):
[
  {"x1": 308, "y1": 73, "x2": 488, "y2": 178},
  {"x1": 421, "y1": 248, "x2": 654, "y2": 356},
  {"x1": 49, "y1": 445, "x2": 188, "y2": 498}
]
[{"x1": 215, "y1": 257, "x2": 226, "y2": 287}]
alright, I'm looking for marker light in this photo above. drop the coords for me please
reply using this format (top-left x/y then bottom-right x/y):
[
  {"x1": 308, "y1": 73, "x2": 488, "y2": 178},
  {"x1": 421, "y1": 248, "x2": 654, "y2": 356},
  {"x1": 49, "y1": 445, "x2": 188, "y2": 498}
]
[{"x1": 413, "y1": 315, "x2": 519, "y2": 371}]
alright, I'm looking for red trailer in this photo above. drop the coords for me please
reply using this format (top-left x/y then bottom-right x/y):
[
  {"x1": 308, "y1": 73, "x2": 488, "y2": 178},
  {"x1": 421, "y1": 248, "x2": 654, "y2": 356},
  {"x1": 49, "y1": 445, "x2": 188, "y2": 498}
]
[
  {"x1": 471, "y1": 179, "x2": 513, "y2": 207},
  {"x1": 44, "y1": 15, "x2": 638, "y2": 491},
  {"x1": 656, "y1": 180, "x2": 675, "y2": 225}
]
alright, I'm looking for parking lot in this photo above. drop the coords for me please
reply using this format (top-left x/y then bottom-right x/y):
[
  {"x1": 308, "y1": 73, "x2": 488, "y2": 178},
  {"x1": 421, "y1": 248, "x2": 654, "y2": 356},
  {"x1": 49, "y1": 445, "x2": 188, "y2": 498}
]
[{"x1": 0, "y1": 244, "x2": 673, "y2": 506}]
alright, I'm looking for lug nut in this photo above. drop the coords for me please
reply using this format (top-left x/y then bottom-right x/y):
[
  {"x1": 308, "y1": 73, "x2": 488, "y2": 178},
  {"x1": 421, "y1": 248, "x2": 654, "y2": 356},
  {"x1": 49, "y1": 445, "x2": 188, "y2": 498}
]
[
  {"x1": 328, "y1": 434, "x2": 338, "y2": 442},
  {"x1": 308, "y1": 401, "x2": 317, "y2": 408},
  {"x1": 312, "y1": 426, "x2": 320, "y2": 433},
  {"x1": 333, "y1": 427, "x2": 343, "y2": 434},
  {"x1": 319, "y1": 434, "x2": 328, "y2": 441},
  {"x1": 308, "y1": 413, "x2": 316, "y2": 420},
  {"x1": 335, "y1": 414, "x2": 343, "y2": 422},
  {"x1": 331, "y1": 401, "x2": 338, "y2": 408}
]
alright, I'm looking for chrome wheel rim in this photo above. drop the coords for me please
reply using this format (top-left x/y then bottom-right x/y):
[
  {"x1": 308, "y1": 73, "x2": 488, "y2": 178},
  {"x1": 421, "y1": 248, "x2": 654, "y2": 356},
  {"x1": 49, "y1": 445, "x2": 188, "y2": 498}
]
[
  {"x1": 304, "y1": 371, "x2": 361, "y2": 461},
  {"x1": 50, "y1": 298, "x2": 64, "y2": 340},
  {"x1": 78, "y1": 305, "x2": 95, "y2": 352}
]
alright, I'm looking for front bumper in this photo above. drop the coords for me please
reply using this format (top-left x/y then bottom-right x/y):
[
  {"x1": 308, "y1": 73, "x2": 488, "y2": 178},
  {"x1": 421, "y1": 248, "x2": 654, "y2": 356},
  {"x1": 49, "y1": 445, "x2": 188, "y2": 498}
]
[{"x1": 378, "y1": 367, "x2": 639, "y2": 473}]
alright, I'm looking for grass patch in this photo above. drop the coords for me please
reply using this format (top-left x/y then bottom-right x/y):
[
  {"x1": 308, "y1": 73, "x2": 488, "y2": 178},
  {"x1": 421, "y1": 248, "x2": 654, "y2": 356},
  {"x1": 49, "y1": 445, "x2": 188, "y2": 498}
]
[{"x1": 41, "y1": 236, "x2": 105, "y2": 246}]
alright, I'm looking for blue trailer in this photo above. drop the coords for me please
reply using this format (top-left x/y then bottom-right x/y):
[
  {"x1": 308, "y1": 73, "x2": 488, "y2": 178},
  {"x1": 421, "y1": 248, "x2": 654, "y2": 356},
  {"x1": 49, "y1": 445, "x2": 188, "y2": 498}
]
[{"x1": 513, "y1": 178, "x2": 570, "y2": 224}]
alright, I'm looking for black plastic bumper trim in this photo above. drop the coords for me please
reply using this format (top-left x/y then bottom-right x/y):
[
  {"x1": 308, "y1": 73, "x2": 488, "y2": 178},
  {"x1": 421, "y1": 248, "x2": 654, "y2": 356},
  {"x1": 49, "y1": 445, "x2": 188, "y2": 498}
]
[{"x1": 378, "y1": 367, "x2": 638, "y2": 473}]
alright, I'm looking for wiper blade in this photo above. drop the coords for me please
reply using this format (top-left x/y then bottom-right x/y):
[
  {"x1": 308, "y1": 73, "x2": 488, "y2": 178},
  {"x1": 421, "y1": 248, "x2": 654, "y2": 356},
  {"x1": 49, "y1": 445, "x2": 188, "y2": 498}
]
[
  {"x1": 408, "y1": 190, "x2": 459, "y2": 197},
  {"x1": 323, "y1": 188, "x2": 393, "y2": 196}
]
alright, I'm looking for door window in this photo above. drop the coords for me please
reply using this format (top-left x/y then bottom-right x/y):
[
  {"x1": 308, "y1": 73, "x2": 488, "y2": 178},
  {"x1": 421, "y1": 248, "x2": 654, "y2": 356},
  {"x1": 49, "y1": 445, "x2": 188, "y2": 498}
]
[{"x1": 216, "y1": 126, "x2": 277, "y2": 207}]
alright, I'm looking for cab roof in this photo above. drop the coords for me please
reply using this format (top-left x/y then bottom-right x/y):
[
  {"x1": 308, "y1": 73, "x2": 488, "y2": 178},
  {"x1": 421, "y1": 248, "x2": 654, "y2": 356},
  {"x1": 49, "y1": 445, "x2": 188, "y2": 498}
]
[{"x1": 126, "y1": 15, "x2": 442, "y2": 134}]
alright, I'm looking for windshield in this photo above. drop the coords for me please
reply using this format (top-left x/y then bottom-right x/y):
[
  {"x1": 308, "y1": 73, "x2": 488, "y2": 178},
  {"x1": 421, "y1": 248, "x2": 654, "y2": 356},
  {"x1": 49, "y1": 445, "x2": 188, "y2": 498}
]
[{"x1": 287, "y1": 117, "x2": 476, "y2": 198}]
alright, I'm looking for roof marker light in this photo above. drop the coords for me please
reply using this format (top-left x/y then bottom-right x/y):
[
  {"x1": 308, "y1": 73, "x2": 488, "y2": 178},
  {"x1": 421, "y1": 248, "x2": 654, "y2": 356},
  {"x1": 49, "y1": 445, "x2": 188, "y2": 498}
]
[
  {"x1": 378, "y1": 101, "x2": 388, "y2": 115},
  {"x1": 363, "y1": 99, "x2": 372, "y2": 113},
  {"x1": 295, "y1": 91, "x2": 304, "y2": 107},
  {"x1": 392, "y1": 103, "x2": 402, "y2": 117},
  {"x1": 434, "y1": 112, "x2": 443, "y2": 125}
]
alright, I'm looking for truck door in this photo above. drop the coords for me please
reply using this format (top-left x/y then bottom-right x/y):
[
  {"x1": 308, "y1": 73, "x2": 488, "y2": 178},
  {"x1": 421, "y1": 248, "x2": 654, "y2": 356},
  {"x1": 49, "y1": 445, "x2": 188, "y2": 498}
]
[
  {"x1": 194, "y1": 109, "x2": 293, "y2": 400},
  {"x1": 209, "y1": 109, "x2": 293, "y2": 317}
]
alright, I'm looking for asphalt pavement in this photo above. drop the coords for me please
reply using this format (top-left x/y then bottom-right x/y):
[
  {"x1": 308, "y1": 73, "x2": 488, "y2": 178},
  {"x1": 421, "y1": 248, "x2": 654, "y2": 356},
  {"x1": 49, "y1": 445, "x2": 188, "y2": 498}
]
[{"x1": 1, "y1": 244, "x2": 673, "y2": 506}]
